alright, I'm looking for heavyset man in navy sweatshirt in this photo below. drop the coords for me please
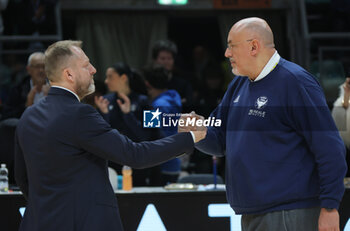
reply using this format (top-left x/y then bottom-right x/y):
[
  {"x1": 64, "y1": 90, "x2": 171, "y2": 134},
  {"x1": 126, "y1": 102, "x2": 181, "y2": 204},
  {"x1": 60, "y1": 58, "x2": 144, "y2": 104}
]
[{"x1": 181, "y1": 17, "x2": 347, "y2": 231}]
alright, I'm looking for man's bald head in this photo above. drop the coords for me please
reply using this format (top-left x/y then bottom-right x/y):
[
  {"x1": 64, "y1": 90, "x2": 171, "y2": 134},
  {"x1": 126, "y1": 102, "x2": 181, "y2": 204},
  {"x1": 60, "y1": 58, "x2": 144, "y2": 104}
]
[
  {"x1": 231, "y1": 17, "x2": 274, "y2": 49},
  {"x1": 225, "y1": 17, "x2": 277, "y2": 79}
]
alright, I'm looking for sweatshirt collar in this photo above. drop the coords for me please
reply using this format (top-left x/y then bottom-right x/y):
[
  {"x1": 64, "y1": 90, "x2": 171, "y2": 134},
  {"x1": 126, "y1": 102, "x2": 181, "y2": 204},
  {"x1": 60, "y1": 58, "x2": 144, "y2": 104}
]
[{"x1": 252, "y1": 51, "x2": 280, "y2": 82}]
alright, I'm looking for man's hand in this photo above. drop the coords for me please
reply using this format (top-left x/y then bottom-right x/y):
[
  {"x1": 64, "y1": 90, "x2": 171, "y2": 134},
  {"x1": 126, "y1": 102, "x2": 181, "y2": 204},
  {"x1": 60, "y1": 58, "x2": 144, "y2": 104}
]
[
  {"x1": 94, "y1": 96, "x2": 109, "y2": 114},
  {"x1": 178, "y1": 111, "x2": 207, "y2": 143},
  {"x1": 318, "y1": 208, "x2": 340, "y2": 231},
  {"x1": 26, "y1": 87, "x2": 37, "y2": 107},
  {"x1": 178, "y1": 111, "x2": 204, "y2": 133},
  {"x1": 116, "y1": 93, "x2": 131, "y2": 114},
  {"x1": 192, "y1": 127, "x2": 207, "y2": 143}
]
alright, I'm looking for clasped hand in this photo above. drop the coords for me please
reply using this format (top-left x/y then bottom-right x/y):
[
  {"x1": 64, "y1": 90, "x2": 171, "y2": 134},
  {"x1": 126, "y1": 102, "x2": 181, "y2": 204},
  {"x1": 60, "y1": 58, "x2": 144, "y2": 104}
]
[{"x1": 178, "y1": 111, "x2": 207, "y2": 143}]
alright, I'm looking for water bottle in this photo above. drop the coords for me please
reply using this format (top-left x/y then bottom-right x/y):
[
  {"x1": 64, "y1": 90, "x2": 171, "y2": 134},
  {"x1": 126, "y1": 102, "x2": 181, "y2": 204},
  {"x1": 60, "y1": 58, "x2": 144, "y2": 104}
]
[
  {"x1": 122, "y1": 166, "x2": 132, "y2": 191},
  {"x1": 0, "y1": 164, "x2": 9, "y2": 192}
]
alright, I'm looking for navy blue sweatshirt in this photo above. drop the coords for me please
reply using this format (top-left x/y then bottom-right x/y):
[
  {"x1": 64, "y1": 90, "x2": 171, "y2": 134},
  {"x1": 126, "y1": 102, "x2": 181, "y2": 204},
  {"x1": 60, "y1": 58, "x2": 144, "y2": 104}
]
[{"x1": 196, "y1": 58, "x2": 347, "y2": 214}]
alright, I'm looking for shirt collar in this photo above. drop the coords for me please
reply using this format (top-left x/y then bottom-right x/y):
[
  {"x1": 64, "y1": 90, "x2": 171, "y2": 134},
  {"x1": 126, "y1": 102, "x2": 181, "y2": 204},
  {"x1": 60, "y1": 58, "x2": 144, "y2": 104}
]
[
  {"x1": 252, "y1": 51, "x2": 280, "y2": 82},
  {"x1": 51, "y1": 86, "x2": 80, "y2": 102}
]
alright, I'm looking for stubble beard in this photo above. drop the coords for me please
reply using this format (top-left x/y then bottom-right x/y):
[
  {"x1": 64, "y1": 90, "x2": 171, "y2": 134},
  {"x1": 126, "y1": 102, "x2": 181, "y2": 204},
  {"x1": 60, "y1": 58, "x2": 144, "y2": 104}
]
[
  {"x1": 231, "y1": 67, "x2": 241, "y2": 76},
  {"x1": 76, "y1": 77, "x2": 95, "y2": 100}
]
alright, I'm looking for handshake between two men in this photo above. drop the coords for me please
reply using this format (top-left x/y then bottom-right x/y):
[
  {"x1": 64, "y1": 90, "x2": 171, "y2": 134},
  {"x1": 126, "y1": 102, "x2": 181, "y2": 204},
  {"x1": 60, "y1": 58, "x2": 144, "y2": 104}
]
[{"x1": 178, "y1": 112, "x2": 208, "y2": 143}]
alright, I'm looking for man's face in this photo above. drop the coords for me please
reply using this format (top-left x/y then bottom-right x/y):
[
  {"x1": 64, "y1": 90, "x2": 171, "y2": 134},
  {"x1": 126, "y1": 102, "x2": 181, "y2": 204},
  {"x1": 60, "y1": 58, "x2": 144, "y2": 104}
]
[
  {"x1": 155, "y1": 50, "x2": 174, "y2": 72},
  {"x1": 224, "y1": 29, "x2": 252, "y2": 77},
  {"x1": 27, "y1": 57, "x2": 46, "y2": 85},
  {"x1": 70, "y1": 46, "x2": 97, "y2": 99}
]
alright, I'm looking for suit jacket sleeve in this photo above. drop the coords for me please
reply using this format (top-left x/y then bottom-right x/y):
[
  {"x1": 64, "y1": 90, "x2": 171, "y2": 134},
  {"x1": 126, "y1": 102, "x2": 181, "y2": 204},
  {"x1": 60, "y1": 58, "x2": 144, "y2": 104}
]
[
  {"x1": 75, "y1": 105, "x2": 194, "y2": 169},
  {"x1": 14, "y1": 131, "x2": 29, "y2": 199}
]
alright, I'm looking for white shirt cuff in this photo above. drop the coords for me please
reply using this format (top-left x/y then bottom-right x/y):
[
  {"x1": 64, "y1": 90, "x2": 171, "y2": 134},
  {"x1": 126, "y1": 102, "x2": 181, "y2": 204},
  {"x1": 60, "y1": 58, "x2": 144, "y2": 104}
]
[{"x1": 189, "y1": 131, "x2": 196, "y2": 143}]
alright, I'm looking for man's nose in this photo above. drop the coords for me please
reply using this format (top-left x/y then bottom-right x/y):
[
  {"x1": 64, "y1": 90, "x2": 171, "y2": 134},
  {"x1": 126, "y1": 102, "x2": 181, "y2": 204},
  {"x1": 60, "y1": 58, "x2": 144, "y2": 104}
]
[
  {"x1": 91, "y1": 65, "x2": 97, "y2": 75},
  {"x1": 225, "y1": 48, "x2": 231, "y2": 58}
]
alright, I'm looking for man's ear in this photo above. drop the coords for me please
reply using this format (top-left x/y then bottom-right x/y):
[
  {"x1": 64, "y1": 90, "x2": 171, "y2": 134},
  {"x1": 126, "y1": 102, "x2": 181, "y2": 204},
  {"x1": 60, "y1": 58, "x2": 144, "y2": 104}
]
[
  {"x1": 63, "y1": 68, "x2": 74, "y2": 83},
  {"x1": 250, "y1": 39, "x2": 259, "y2": 56},
  {"x1": 121, "y1": 74, "x2": 128, "y2": 82}
]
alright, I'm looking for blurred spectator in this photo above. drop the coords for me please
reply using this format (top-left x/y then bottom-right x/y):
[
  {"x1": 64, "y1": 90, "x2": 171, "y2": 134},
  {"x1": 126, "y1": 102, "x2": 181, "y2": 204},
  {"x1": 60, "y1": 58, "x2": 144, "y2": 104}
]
[
  {"x1": 152, "y1": 39, "x2": 193, "y2": 111},
  {"x1": 1, "y1": 52, "x2": 49, "y2": 120},
  {"x1": 0, "y1": 0, "x2": 8, "y2": 34},
  {"x1": 95, "y1": 62, "x2": 161, "y2": 186},
  {"x1": 332, "y1": 77, "x2": 350, "y2": 147},
  {"x1": 332, "y1": 77, "x2": 350, "y2": 176},
  {"x1": 144, "y1": 65, "x2": 182, "y2": 185},
  {"x1": 95, "y1": 62, "x2": 152, "y2": 142}
]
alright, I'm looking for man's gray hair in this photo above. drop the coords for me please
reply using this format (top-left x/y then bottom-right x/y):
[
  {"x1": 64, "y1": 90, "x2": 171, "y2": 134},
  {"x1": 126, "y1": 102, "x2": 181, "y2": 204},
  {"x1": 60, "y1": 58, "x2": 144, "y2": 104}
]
[{"x1": 27, "y1": 52, "x2": 45, "y2": 66}]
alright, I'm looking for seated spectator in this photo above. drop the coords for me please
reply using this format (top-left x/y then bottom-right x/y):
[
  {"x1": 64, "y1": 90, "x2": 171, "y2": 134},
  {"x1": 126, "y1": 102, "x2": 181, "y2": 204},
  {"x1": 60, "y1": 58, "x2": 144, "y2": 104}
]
[
  {"x1": 144, "y1": 65, "x2": 182, "y2": 185},
  {"x1": 152, "y1": 39, "x2": 193, "y2": 111},
  {"x1": 2, "y1": 52, "x2": 49, "y2": 120},
  {"x1": 95, "y1": 62, "x2": 161, "y2": 186}
]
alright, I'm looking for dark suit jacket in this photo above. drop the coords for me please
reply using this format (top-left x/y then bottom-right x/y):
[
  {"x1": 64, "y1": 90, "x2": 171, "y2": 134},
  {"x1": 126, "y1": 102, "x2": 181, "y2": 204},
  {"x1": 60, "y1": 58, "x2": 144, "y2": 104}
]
[{"x1": 14, "y1": 87, "x2": 194, "y2": 231}]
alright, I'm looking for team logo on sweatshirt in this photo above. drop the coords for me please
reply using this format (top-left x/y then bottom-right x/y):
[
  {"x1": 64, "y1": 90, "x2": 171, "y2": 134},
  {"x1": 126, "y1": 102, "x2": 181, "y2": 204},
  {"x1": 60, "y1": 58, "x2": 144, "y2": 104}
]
[
  {"x1": 248, "y1": 96, "x2": 268, "y2": 117},
  {"x1": 233, "y1": 95, "x2": 240, "y2": 103},
  {"x1": 255, "y1": 96, "x2": 268, "y2": 109}
]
